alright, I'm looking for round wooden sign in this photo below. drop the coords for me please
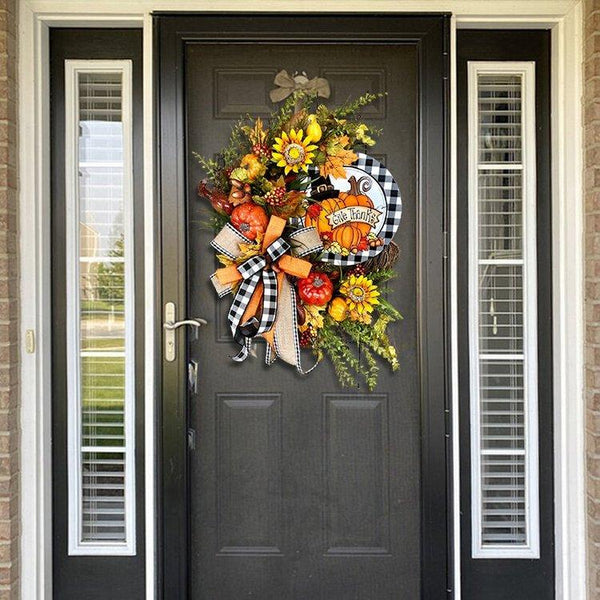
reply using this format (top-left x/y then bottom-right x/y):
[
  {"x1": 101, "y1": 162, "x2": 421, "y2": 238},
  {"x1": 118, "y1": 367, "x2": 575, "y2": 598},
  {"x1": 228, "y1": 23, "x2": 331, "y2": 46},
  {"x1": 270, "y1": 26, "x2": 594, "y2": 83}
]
[{"x1": 305, "y1": 153, "x2": 402, "y2": 266}]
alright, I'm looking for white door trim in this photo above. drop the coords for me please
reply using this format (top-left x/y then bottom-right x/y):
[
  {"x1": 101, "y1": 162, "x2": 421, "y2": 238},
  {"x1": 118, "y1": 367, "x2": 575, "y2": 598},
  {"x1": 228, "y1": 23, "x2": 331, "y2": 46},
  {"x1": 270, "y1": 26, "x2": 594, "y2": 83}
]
[{"x1": 18, "y1": 2, "x2": 585, "y2": 599}]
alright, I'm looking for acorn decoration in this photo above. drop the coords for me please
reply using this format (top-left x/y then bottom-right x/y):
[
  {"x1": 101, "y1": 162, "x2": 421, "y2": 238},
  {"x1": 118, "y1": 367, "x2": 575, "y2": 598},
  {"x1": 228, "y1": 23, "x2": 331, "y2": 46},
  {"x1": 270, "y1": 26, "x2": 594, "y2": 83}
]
[{"x1": 228, "y1": 178, "x2": 252, "y2": 206}]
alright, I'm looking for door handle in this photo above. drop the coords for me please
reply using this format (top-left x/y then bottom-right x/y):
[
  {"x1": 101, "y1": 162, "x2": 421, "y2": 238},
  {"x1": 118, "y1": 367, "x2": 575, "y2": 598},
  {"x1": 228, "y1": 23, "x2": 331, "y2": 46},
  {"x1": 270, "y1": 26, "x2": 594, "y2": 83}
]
[
  {"x1": 163, "y1": 318, "x2": 208, "y2": 331},
  {"x1": 163, "y1": 302, "x2": 207, "y2": 362}
]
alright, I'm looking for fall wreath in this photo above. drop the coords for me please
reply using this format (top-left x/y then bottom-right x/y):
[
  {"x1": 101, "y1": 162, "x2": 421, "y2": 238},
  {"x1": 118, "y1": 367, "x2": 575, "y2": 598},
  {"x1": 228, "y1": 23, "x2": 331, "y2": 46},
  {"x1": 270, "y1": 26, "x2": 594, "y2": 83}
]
[{"x1": 196, "y1": 91, "x2": 403, "y2": 390}]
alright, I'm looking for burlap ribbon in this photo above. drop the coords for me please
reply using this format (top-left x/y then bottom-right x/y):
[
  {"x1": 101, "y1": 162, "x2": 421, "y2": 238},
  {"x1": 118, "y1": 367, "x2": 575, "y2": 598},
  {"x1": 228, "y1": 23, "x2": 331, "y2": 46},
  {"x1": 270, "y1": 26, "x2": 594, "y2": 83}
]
[
  {"x1": 210, "y1": 216, "x2": 323, "y2": 372},
  {"x1": 269, "y1": 70, "x2": 331, "y2": 104}
]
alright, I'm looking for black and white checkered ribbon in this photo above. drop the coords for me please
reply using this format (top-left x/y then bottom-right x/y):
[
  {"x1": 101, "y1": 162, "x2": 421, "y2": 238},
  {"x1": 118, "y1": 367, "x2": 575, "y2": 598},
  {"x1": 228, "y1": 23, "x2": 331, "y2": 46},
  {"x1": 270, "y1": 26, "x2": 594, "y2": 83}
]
[
  {"x1": 227, "y1": 237, "x2": 290, "y2": 362},
  {"x1": 210, "y1": 222, "x2": 323, "y2": 370}
]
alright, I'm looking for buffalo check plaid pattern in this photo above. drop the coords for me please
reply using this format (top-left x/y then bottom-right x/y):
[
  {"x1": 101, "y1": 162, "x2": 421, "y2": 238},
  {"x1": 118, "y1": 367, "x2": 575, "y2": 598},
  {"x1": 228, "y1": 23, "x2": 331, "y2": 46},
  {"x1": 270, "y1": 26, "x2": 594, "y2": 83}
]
[
  {"x1": 308, "y1": 153, "x2": 402, "y2": 266},
  {"x1": 226, "y1": 237, "x2": 289, "y2": 361}
]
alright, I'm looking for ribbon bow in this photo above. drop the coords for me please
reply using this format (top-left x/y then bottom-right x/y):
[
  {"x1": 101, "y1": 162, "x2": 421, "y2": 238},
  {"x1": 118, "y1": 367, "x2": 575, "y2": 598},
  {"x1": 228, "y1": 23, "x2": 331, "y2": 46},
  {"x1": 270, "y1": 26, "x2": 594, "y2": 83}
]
[
  {"x1": 269, "y1": 70, "x2": 331, "y2": 104},
  {"x1": 211, "y1": 216, "x2": 323, "y2": 370}
]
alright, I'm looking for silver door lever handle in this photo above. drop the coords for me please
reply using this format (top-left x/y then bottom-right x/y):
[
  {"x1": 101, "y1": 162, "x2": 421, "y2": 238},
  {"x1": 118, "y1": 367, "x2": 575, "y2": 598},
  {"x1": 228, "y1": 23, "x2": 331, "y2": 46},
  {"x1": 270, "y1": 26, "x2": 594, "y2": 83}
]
[
  {"x1": 163, "y1": 318, "x2": 208, "y2": 331},
  {"x1": 163, "y1": 302, "x2": 207, "y2": 362}
]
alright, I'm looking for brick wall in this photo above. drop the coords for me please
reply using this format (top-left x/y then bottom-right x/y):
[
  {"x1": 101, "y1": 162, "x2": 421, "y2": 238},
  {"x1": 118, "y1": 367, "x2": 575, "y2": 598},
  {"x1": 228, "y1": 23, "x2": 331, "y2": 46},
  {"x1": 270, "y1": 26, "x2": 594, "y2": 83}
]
[
  {"x1": 0, "y1": 0, "x2": 18, "y2": 598},
  {"x1": 587, "y1": 1, "x2": 600, "y2": 598}
]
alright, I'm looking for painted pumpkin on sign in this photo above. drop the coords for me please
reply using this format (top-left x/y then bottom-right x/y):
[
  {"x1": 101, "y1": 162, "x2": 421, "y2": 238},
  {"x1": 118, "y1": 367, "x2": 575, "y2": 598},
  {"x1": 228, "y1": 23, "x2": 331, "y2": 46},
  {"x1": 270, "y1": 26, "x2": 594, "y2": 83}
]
[{"x1": 304, "y1": 175, "x2": 374, "y2": 251}]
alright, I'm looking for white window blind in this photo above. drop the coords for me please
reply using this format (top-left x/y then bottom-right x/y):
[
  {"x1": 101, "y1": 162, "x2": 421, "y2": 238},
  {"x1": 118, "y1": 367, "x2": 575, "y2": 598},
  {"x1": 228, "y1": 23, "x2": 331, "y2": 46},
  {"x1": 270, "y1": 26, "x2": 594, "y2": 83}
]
[
  {"x1": 467, "y1": 62, "x2": 540, "y2": 559},
  {"x1": 65, "y1": 60, "x2": 135, "y2": 555}
]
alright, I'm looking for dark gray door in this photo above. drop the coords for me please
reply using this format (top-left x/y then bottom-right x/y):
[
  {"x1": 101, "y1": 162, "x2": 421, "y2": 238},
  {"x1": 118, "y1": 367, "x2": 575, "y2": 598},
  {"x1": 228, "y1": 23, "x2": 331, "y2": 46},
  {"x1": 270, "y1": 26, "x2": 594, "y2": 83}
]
[
  {"x1": 187, "y1": 44, "x2": 418, "y2": 600},
  {"x1": 157, "y1": 15, "x2": 449, "y2": 600}
]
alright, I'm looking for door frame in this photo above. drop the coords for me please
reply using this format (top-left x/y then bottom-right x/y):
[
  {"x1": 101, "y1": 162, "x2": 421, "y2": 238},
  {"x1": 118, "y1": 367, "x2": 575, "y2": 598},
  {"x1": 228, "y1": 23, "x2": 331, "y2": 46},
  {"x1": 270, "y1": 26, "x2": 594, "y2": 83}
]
[
  {"x1": 17, "y1": 3, "x2": 585, "y2": 600},
  {"x1": 156, "y1": 14, "x2": 450, "y2": 599}
]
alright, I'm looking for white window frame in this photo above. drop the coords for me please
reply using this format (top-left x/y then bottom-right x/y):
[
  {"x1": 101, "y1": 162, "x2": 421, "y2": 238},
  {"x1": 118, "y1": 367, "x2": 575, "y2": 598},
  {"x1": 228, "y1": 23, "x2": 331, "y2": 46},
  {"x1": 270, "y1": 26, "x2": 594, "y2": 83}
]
[
  {"x1": 467, "y1": 61, "x2": 540, "y2": 559},
  {"x1": 64, "y1": 59, "x2": 136, "y2": 556}
]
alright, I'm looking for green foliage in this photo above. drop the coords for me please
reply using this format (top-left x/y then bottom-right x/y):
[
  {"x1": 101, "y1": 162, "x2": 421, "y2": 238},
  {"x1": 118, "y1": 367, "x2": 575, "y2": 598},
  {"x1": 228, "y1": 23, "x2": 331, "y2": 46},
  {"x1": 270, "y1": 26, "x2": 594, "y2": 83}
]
[
  {"x1": 95, "y1": 234, "x2": 124, "y2": 302},
  {"x1": 210, "y1": 212, "x2": 230, "y2": 233},
  {"x1": 368, "y1": 268, "x2": 397, "y2": 285},
  {"x1": 339, "y1": 317, "x2": 400, "y2": 373},
  {"x1": 268, "y1": 91, "x2": 317, "y2": 139},
  {"x1": 377, "y1": 297, "x2": 404, "y2": 322},
  {"x1": 315, "y1": 319, "x2": 360, "y2": 388},
  {"x1": 192, "y1": 119, "x2": 251, "y2": 189},
  {"x1": 314, "y1": 312, "x2": 398, "y2": 391},
  {"x1": 192, "y1": 152, "x2": 222, "y2": 188},
  {"x1": 332, "y1": 92, "x2": 385, "y2": 119}
]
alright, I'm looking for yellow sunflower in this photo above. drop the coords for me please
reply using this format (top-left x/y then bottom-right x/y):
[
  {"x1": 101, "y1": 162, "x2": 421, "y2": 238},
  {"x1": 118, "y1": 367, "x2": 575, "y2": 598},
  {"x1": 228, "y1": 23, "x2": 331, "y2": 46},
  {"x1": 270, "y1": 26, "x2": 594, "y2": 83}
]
[
  {"x1": 339, "y1": 275, "x2": 380, "y2": 315},
  {"x1": 272, "y1": 129, "x2": 317, "y2": 175}
]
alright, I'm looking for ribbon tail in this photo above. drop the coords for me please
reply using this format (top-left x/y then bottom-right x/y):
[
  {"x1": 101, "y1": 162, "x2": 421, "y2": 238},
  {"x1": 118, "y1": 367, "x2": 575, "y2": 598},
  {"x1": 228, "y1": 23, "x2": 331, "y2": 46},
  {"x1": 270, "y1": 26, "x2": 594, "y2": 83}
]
[
  {"x1": 270, "y1": 274, "x2": 319, "y2": 374},
  {"x1": 257, "y1": 270, "x2": 278, "y2": 334},
  {"x1": 232, "y1": 336, "x2": 252, "y2": 363},
  {"x1": 228, "y1": 272, "x2": 261, "y2": 362}
]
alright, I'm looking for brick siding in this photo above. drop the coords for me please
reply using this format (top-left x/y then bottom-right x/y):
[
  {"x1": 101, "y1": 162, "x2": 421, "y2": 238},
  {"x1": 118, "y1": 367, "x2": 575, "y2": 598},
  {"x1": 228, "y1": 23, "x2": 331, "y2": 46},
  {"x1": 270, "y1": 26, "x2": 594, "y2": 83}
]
[
  {"x1": 587, "y1": 1, "x2": 600, "y2": 598},
  {"x1": 0, "y1": 0, "x2": 17, "y2": 598}
]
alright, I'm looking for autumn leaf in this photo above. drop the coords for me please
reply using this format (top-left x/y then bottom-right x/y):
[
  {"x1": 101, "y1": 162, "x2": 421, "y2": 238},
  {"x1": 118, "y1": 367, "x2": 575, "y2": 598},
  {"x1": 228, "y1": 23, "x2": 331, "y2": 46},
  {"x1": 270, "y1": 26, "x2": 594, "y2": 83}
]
[
  {"x1": 299, "y1": 303, "x2": 326, "y2": 332},
  {"x1": 320, "y1": 155, "x2": 348, "y2": 178},
  {"x1": 319, "y1": 148, "x2": 358, "y2": 179},
  {"x1": 337, "y1": 147, "x2": 358, "y2": 164},
  {"x1": 337, "y1": 135, "x2": 350, "y2": 148}
]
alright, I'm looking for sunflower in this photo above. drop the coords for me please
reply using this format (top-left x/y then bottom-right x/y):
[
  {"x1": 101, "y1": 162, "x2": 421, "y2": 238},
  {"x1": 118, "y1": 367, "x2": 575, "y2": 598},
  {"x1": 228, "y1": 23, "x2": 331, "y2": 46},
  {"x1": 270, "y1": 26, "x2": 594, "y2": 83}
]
[
  {"x1": 339, "y1": 275, "x2": 380, "y2": 315},
  {"x1": 272, "y1": 129, "x2": 317, "y2": 175}
]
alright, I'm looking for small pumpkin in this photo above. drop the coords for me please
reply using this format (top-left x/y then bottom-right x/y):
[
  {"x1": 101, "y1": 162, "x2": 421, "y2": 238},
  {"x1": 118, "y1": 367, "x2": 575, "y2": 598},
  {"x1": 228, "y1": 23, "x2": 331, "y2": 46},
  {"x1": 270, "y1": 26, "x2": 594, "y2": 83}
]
[
  {"x1": 328, "y1": 297, "x2": 348, "y2": 322},
  {"x1": 304, "y1": 175, "x2": 375, "y2": 251},
  {"x1": 230, "y1": 202, "x2": 269, "y2": 241},
  {"x1": 297, "y1": 272, "x2": 334, "y2": 306},
  {"x1": 240, "y1": 153, "x2": 266, "y2": 181}
]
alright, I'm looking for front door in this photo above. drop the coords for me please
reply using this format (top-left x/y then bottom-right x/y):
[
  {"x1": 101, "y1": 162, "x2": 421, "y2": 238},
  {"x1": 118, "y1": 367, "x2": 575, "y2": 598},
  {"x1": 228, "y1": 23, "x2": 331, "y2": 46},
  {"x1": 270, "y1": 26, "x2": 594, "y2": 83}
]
[{"x1": 157, "y1": 15, "x2": 449, "y2": 599}]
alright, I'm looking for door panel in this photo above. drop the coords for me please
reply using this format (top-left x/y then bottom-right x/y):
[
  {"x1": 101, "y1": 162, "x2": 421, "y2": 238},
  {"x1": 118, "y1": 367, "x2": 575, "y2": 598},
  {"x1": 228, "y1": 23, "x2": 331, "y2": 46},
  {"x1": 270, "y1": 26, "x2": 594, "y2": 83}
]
[
  {"x1": 157, "y1": 15, "x2": 449, "y2": 600},
  {"x1": 187, "y1": 42, "x2": 418, "y2": 600}
]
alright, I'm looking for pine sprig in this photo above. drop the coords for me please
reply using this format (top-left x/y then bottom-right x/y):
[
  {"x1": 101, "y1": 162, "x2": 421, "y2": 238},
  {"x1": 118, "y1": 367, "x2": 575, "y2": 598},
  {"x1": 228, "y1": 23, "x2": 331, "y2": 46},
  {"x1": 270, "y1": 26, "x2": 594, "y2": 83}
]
[{"x1": 316, "y1": 316, "x2": 395, "y2": 390}]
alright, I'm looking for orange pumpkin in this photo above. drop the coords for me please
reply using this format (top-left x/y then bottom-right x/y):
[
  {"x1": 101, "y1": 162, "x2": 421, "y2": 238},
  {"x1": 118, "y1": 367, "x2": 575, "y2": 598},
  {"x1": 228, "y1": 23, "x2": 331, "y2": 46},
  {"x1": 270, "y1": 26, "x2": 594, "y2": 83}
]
[
  {"x1": 230, "y1": 202, "x2": 269, "y2": 241},
  {"x1": 305, "y1": 176, "x2": 374, "y2": 250}
]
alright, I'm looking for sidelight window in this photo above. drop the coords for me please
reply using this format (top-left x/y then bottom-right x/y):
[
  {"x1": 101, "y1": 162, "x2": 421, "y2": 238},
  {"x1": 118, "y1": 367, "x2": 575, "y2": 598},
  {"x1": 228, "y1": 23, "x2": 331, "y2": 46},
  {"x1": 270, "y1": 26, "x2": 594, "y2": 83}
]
[
  {"x1": 65, "y1": 60, "x2": 135, "y2": 555},
  {"x1": 467, "y1": 62, "x2": 540, "y2": 558}
]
